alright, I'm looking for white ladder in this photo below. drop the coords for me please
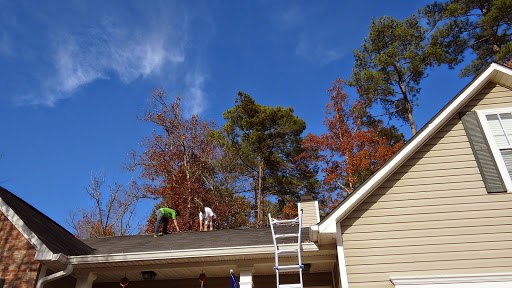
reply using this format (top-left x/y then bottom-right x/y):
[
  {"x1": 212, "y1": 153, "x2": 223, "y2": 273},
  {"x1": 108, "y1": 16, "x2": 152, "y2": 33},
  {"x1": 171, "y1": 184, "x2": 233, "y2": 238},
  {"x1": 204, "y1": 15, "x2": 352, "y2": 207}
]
[{"x1": 269, "y1": 210, "x2": 303, "y2": 288}]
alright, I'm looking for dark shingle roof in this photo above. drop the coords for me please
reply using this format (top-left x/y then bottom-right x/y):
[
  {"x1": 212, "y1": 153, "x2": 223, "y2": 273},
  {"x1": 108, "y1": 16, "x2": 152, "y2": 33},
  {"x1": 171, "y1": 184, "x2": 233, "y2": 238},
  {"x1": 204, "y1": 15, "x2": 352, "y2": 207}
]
[
  {"x1": 0, "y1": 186, "x2": 93, "y2": 256},
  {"x1": 0, "y1": 186, "x2": 308, "y2": 257},
  {"x1": 83, "y1": 227, "x2": 309, "y2": 255}
]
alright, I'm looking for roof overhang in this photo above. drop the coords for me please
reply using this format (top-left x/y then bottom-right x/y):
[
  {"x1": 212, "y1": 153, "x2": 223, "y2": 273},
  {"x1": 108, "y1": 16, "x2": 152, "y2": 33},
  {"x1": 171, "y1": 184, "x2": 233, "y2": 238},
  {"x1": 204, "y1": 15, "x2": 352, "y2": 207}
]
[
  {"x1": 67, "y1": 242, "x2": 321, "y2": 267},
  {"x1": 65, "y1": 242, "x2": 337, "y2": 282},
  {"x1": 311, "y1": 63, "x2": 512, "y2": 243}
]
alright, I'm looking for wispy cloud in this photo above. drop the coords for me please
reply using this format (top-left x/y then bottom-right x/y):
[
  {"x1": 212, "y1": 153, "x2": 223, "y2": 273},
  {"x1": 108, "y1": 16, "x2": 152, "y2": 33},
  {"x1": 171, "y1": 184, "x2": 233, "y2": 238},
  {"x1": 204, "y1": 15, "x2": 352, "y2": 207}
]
[
  {"x1": 6, "y1": 2, "x2": 212, "y2": 111},
  {"x1": 295, "y1": 41, "x2": 344, "y2": 66},
  {"x1": 274, "y1": 3, "x2": 345, "y2": 66},
  {"x1": 20, "y1": 18, "x2": 186, "y2": 107},
  {"x1": 183, "y1": 72, "x2": 208, "y2": 116}
]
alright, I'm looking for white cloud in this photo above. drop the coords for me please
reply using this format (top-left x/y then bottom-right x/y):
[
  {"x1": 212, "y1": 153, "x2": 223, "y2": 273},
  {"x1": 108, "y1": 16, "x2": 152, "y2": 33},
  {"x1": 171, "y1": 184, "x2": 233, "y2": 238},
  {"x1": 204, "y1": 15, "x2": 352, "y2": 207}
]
[
  {"x1": 56, "y1": 38, "x2": 107, "y2": 93},
  {"x1": 295, "y1": 40, "x2": 344, "y2": 66},
  {"x1": 183, "y1": 72, "x2": 208, "y2": 116},
  {"x1": 17, "y1": 9, "x2": 191, "y2": 107},
  {"x1": 273, "y1": 4, "x2": 344, "y2": 66},
  {"x1": 5, "y1": 2, "x2": 212, "y2": 112}
]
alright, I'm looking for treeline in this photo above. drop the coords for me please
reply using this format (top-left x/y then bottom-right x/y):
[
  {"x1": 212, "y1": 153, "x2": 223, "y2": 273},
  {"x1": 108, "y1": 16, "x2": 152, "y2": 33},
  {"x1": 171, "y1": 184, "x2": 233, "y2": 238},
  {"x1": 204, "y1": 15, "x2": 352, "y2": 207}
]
[{"x1": 70, "y1": 0, "x2": 511, "y2": 238}]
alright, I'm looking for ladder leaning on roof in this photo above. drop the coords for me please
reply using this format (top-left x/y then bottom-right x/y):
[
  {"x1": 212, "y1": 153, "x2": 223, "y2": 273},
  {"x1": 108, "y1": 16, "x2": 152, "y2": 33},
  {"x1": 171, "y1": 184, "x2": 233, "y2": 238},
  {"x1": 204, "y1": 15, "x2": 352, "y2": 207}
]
[{"x1": 268, "y1": 209, "x2": 303, "y2": 288}]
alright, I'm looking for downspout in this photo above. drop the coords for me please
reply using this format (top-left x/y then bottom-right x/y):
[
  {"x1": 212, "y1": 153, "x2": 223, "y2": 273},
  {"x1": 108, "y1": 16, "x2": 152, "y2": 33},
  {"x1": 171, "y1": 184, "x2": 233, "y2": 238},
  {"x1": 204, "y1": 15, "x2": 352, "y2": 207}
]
[
  {"x1": 36, "y1": 253, "x2": 73, "y2": 288},
  {"x1": 336, "y1": 222, "x2": 349, "y2": 288}
]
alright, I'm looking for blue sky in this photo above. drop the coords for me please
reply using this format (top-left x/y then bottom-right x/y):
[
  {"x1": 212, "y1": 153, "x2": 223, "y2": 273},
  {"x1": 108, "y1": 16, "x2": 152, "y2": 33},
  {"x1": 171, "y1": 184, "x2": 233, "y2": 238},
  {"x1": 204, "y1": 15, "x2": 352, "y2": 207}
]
[{"x1": 0, "y1": 0, "x2": 471, "y2": 231}]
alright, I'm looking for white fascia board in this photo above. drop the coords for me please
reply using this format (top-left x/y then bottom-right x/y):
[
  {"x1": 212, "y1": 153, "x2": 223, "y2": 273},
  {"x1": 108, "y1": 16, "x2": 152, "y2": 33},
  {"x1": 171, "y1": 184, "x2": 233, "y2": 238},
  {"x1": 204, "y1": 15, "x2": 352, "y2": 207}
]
[
  {"x1": 309, "y1": 225, "x2": 319, "y2": 242},
  {"x1": 67, "y1": 242, "x2": 319, "y2": 265},
  {"x1": 0, "y1": 197, "x2": 54, "y2": 260},
  {"x1": 318, "y1": 63, "x2": 510, "y2": 233},
  {"x1": 390, "y1": 272, "x2": 512, "y2": 288}
]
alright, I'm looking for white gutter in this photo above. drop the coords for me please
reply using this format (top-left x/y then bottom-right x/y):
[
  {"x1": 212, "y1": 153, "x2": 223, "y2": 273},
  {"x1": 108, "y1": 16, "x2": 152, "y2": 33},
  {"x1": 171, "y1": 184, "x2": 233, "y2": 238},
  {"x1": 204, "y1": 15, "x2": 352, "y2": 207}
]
[
  {"x1": 68, "y1": 242, "x2": 320, "y2": 265},
  {"x1": 36, "y1": 254, "x2": 73, "y2": 288}
]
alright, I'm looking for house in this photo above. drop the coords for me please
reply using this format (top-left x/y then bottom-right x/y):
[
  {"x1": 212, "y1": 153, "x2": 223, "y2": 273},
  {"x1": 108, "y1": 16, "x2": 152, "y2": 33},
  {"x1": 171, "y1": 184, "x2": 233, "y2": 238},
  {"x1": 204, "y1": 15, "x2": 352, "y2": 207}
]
[
  {"x1": 1, "y1": 63, "x2": 511, "y2": 288},
  {"x1": 0, "y1": 186, "x2": 334, "y2": 288},
  {"x1": 313, "y1": 62, "x2": 512, "y2": 288}
]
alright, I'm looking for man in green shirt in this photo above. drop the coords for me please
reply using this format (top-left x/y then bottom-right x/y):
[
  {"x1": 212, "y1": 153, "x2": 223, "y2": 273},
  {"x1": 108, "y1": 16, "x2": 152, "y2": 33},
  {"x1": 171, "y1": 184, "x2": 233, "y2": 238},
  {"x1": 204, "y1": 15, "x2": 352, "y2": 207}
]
[{"x1": 154, "y1": 207, "x2": 180, "y2": 237}]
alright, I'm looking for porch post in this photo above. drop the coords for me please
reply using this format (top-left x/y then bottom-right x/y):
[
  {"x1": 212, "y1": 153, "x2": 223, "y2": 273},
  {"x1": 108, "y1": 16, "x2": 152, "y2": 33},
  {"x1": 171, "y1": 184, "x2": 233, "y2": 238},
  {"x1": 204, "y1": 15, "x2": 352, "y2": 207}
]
[
  {"x1": 336, "y1": 222, "x2": 349, "y2": 288},
  {"x1": 238, "y1": 266, "x2": 253, "y2": 288},
  {"x1": 75, "y1": 272, "x2": 97, "y2": 288}
]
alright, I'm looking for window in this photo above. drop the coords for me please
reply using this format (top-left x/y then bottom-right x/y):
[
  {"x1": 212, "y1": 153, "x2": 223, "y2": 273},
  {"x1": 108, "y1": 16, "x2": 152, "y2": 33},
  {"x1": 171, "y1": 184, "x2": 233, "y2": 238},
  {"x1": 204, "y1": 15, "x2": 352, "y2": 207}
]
[
  {"x1": 391, "y1": 273, "x2": 512, "y2": 288},
  {"x1": 478, "y1": 109, "x2": 512, "y2": 192}
]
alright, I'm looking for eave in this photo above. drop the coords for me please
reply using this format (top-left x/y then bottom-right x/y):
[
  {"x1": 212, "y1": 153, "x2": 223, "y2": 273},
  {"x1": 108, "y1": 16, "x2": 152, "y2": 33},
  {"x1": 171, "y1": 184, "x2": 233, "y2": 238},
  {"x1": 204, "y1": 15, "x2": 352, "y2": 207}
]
[{"x1": 312, "y1": 63, "x2": 512, "y2": 244}]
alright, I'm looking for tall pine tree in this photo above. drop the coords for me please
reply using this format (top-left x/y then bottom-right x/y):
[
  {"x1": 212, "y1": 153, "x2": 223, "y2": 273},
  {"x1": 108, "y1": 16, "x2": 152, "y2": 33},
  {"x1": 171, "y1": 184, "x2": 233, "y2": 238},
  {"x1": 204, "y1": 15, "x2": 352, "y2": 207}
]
[{"x1": 221, "y1": 92, "x2": 318, "y2": 225}]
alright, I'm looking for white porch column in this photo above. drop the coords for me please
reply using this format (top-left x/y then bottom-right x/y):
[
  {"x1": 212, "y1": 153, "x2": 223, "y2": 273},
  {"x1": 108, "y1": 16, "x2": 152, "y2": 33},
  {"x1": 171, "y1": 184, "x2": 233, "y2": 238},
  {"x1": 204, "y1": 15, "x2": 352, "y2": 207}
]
[
  {"x1": 239, "y1": 266, "x2": 254, "y2": 288},
  {"x1": 75, "y1": 272, "x2": 97, "y2": 288}
]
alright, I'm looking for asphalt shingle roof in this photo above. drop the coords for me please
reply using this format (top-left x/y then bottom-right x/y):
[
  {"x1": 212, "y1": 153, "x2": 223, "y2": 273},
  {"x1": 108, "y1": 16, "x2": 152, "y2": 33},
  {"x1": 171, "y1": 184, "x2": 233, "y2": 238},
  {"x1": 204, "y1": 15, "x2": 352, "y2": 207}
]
[
  {"x1": 83, "y1": 227, "x2": 309, "y2": 255},
  {"x1": 0, "y1": 186, "x2": 93, "y2": 256},
  {"x1": 1, "y1": 186, "x2": 308, "y2": 257}
]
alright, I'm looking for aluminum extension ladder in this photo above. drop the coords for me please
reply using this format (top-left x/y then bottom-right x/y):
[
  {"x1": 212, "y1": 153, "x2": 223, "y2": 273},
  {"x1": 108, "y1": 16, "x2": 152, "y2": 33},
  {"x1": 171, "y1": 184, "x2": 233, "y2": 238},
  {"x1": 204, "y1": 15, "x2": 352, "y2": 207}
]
[{"x1": 268, "y1": 209, "x2": 303, "y2": 288}]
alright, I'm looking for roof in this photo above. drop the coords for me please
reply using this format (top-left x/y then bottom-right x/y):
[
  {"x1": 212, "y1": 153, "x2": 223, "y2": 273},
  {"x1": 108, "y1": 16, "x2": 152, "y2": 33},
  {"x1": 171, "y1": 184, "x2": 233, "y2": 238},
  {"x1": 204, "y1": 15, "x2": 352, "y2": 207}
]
[
  {"x1": 0, "y1": 186, "x2": 93, "y2": 256},
  {"x1": 0, "y1": 185, "x2": 312, "y2": 264},
  {"x1": 315, "y1": 63, "x2": 512, "y2": 238},
  {"x1": 83, "y1": 226, "x2": 310, "y2": 255}
]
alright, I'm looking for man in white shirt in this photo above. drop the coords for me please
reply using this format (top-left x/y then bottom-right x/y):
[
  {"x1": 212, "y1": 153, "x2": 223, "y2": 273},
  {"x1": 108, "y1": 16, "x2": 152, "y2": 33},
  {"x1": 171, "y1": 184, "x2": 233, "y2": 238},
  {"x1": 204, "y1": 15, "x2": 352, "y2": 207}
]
[{"x1": 199, "y1": 206, "x2": 217, "y2": 231}]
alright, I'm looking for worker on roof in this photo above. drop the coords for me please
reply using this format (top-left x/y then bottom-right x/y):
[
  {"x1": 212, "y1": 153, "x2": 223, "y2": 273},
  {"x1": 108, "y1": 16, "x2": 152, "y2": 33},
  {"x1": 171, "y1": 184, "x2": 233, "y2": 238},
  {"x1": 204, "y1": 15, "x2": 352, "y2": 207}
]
[
  {"x1": 154, "y1": 206, "x2": 180, "y2": 237},
  {"x1": 199, "y1": 206, "x2": 217, "y2": 231}
]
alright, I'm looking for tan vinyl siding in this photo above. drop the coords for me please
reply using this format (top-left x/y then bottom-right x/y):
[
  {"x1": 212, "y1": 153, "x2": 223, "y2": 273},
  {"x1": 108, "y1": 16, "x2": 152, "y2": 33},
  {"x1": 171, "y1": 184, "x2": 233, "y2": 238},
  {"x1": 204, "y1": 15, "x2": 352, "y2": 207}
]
[
  {"x1": 340, "y1": 82, "x2": 512, "y2": 288},
  {"x1": 300, "y1": 201, "x2": 320, "y2": 227}
]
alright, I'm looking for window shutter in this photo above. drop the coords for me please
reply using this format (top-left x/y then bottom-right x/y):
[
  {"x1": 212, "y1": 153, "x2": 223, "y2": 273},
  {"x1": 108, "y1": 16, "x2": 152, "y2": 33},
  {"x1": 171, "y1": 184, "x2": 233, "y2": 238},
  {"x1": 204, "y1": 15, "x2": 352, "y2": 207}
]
[{"x1": 460, "y1": 111, "x2": 507, "y2": 193}]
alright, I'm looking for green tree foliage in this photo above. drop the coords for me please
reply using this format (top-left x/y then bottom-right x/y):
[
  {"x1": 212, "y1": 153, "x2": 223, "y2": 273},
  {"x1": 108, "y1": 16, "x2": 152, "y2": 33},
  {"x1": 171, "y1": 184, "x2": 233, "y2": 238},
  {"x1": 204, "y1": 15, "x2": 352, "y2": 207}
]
[
  {"x1": 220, "y1": 92, "x2": 319, "y2": 225},
  {"x1": 349, "y1": 15, "x2": 440, "y2": 135},
  {"x1": 422, "y1": 0, "x2": 512, "y2": 77}
]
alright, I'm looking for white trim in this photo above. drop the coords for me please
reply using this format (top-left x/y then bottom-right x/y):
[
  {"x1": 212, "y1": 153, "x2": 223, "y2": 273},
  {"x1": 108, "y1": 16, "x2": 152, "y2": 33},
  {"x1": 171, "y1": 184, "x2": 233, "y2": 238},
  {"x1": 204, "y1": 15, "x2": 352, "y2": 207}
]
[
  {"x1": 67, "y1": 242, "x2": 319, "y2": 265},
  {"x1": 74, "y1": 272, "x2": 97, "y2": 288},
  {"x1": 0, "y1": 197, "x2": 54, "y2": 260},
  {"x1": 477, "y1": 108, "x2": 512, "y2": 192},
  {"x1": 315, "y1": 201, "x2": 320, "y2": 223},
  {"x1": 336, "y1": 222, "x2": 349, "y2": 288},
  {"x1": 390, "y1": 272, "x2": 512, "y2": 288},
  {"x1": 318, "y1": 63, "x2": 512, "y2": 232},
  {"x1": 238, "y1": 266, "x2": 253, "y2": 288},
  {"x1": 36, "y1": 263, "x2": 73, "y2": 288}
]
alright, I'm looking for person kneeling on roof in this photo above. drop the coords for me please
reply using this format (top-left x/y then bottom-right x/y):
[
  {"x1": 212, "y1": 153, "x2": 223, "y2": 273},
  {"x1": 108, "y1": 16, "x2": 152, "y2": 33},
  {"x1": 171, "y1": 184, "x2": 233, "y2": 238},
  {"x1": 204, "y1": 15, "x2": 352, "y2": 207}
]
[
  {"x1": 199, "y1": 206, "x2": 217, "y2": 231},
  {"x1": 154, "y1": 206, "x2": 180, "y2": 237}
]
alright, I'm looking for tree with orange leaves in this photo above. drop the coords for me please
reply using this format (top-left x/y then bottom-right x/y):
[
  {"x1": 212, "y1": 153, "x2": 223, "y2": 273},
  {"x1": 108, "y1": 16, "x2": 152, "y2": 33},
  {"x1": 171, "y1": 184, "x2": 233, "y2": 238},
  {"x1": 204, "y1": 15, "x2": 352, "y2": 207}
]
[{"x1": 302, "y1": 79, "x2": 404, "y2": 210}]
